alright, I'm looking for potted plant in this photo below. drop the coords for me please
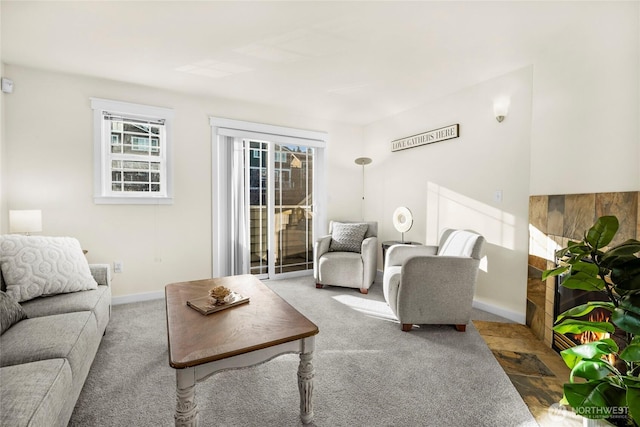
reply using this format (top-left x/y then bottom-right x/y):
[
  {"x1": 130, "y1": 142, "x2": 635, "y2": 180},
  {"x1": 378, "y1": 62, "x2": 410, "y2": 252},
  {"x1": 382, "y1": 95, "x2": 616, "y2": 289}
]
[{"x1": 543, "y1": 215, "x2": 640, "y2": 426}]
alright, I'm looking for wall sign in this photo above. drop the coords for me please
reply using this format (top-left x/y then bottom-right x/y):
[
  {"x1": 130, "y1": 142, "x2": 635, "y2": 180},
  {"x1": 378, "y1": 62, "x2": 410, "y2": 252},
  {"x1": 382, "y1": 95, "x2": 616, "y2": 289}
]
[{"x1": 391, "y1": 124, "x2": 459, "y2": 152}]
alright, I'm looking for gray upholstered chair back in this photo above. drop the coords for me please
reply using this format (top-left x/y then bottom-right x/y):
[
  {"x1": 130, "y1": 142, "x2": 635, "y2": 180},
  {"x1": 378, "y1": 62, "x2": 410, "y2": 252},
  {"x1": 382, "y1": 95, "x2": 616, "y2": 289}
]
[
  {"x1": 329, "y1": 221, "x2": 378, "y2": 238},
  {"x1": 437, "y1": 228, "x2": 485, "y2": 260}
]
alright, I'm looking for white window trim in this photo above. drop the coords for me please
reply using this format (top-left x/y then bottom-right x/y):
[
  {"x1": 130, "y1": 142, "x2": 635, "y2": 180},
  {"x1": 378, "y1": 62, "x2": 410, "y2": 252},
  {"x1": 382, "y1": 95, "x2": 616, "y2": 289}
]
[{"x1": 91, "y1": 97, "x2": 175, "y2": 205}]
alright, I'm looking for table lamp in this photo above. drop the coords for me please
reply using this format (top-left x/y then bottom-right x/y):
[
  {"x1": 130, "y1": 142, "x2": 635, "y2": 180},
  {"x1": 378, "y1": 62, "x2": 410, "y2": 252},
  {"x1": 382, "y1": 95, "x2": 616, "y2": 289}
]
[{"x1": 9, "y1": 210, "x2": 42, "y2": 235}]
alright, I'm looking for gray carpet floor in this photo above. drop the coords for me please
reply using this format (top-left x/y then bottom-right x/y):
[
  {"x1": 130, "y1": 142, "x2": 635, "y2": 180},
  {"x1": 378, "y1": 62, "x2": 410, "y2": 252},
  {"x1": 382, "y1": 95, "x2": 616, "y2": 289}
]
[{"x1": 69, "y1": 275, "x2": 537, "y2": 426}]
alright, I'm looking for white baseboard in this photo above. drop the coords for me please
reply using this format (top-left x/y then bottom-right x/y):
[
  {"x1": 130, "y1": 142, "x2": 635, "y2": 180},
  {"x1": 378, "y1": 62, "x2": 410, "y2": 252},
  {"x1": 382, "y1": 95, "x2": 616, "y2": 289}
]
[
  {"x1": 472, "y1": 299, "x2": 526, "y2": 324},
  {"x1": 112, "y1": 290, "x2": 164, "y2": 306}
]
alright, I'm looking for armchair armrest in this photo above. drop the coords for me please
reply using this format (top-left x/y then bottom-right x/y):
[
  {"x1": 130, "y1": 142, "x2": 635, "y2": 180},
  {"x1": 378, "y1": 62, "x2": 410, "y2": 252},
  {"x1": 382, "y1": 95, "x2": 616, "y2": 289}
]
[
  {"x1": 89, "y1": 264, "x2": 111, "y2": 287},
  {"x1": 313, "y1": 235, "x2": 332, "y2": 282},
  {"x1": 385, "y1": 244, "x2": 437, "y2": 270},
  {"x1": 361, "y1": 236, "x2": 378, "y2": 288},
  {"x1": 313, "y1": 235, "x2": 332, "y2": 264}
]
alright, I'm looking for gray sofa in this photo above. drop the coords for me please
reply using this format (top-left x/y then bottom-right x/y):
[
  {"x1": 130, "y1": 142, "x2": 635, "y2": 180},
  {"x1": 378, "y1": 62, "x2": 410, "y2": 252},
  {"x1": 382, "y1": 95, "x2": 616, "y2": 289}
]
[{"x1": 0, "y1": 264, "x2": 111, "y2": 427}]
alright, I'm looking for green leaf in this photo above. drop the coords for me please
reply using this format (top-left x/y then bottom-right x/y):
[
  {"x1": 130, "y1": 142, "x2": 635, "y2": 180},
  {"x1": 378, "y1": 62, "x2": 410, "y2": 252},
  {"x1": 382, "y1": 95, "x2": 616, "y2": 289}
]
[
  {"x1": 563, "y1": 381, "x2": 625, "y2": 419},
  {"x1": 604, "y1": 239, "x2": 640, "y2": 258},
  {"x1": 572, "y1": 261, "x2": 600, "y2": 276},
  {"x1": 556, "y1": 246, "x2": 571, "y2": 259},
  {"x1": 586, "y1": 216, "x2": 619, "y2": 250},
  {"x1": 601, "y1": 253, "x2": 637, "y2": 270},
  {"x1": 556, "y1": 302, "x2": 615, "y2": 322},
  {"x1": 622, "y1": 375, "x2": 640, "y2": 387},
  {"x1": 619, "y1": 343, "x2": 640, "y2": 362},
  {"x1": 560, "y1": 340, "x2": 618, "y2": 369},
  {"x1": 570, "y1": 359, "x2": 615, "y2": 381},
  {"x1": 542, "y1": 265, "x2": 569, "y2": 281},
  {"x1": 611, "y1": 307, "x2": 640, "y2": 335},
  {"x1": 567, "y1": 243, "x2": 591, "y2": 257},
  {"x1": 611, "y1": 258, "x2": 640, "y2": 291},
  {"x1": 561, "y1": 274, "x2": 606, "y2": 292},
  {"x1": 554, "y1": 319, "x2": 615, "y2": 336},
  {"x1": 627, "y1": 387, "x2": 640, "y2": 424},
  {"x1": 618, "y1": 291, "x2": 640, "y2": 316},
  {"x1": 597, "y1": 338, "x2": 619, "y2": 353}
]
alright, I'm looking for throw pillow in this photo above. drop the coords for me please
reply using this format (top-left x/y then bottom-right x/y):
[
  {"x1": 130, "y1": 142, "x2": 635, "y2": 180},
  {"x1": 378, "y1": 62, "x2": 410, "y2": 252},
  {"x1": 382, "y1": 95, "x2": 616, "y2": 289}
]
[
  {"x1": 438, "y1": 230, "x2": 479, "y2": 257},
  {"x1": 0, "y1": 290, "x2": 27, "y2": 334},
  {"x1": 329, "y1": 222, "x2": 368, "y2": 253},
  {"x1": 0, "y1": 235, "x2": 98, "y2": 303}
]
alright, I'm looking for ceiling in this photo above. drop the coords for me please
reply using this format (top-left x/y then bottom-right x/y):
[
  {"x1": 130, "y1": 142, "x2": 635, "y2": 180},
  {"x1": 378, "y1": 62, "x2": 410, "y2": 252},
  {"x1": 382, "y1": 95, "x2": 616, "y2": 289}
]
[{"x1": 0, "y1": 1, "x2": 621, "y2": 125}]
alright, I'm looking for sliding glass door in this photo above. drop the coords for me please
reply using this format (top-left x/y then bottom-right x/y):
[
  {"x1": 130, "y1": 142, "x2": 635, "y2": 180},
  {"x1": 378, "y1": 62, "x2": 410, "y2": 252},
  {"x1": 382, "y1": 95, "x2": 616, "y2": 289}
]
[{"x1": 248, "y1": 141, "x2": 314, "y2": 278}]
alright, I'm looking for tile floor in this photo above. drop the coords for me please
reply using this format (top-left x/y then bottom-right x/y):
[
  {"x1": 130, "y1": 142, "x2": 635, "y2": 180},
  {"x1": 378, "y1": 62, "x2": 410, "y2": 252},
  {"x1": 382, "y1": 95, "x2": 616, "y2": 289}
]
[{"x1": 474, "y1": 320, "x2": 583, "y2": 426}]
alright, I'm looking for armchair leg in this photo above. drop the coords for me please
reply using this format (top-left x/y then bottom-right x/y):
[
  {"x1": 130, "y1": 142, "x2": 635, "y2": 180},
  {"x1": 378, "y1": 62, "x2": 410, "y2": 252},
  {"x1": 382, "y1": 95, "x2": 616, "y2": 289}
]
[
  {"x1": 359, "y1": 288, "x2": 368, "y2": 294},
  {"x1": 401, "y1": 324, "x2": 413, "y2": 332},
  {"x1": 455, "y1": 324, "x2": 466, "y2": 332},
  {"x1": 315, "y1": 283, "x2": 324, "y2": 289}
]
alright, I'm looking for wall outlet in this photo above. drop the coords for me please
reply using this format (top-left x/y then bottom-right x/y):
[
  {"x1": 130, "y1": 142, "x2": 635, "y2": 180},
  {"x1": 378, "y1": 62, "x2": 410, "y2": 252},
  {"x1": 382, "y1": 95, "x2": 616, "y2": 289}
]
[
  {"x1": 114, "y1": 261, "x2": 124, "y2": 274},
  {"x1": 493, "y1": 190, "x2": 503, "y2": 203}
]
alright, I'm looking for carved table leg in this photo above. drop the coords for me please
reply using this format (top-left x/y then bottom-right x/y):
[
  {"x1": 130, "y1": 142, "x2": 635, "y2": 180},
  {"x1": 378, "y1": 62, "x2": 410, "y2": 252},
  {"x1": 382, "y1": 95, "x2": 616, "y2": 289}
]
[
  {"x1": 175, "y1": 368, "x2": 199, "y2": 427},
  {"x1": 298, "y1": 337, "x2": 315, "y2": 424}
]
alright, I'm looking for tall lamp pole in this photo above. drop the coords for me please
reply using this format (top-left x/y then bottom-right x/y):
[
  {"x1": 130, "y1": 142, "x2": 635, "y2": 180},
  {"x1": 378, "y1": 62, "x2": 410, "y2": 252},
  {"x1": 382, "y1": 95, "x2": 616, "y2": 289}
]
[{"x1": 354, "y1": 157, "x2": 372, "y2": 220}]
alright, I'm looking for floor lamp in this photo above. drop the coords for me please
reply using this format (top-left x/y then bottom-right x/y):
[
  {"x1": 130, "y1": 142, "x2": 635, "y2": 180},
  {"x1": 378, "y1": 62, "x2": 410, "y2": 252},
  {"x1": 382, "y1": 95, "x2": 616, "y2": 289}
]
[{"x1": 354, "y1": 157, "x2": 372, "y2": 220}]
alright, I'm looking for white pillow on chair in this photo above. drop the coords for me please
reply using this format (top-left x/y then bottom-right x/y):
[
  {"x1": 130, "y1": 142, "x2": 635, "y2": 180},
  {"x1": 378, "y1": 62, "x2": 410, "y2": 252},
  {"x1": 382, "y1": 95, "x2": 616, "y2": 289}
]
[{"x1": 438, "y1": 230, "x2": 479, "y2": 257}]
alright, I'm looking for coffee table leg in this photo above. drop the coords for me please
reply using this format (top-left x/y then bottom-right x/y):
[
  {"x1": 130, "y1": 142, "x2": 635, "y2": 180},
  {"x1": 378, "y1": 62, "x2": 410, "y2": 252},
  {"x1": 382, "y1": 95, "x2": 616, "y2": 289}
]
[
  {"x1": 298, "y1": 337, "x2": 315, "y2": 424},
  {"x1": 175, "y1": 368, "x2": 199, "y2": 427}
]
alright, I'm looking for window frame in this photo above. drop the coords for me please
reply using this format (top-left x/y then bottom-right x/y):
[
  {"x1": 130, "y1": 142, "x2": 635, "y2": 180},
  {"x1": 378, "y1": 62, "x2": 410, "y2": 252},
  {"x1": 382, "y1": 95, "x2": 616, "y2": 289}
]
[{"x1": 91, "y1": 98, "x2": 175, "y2": 205}]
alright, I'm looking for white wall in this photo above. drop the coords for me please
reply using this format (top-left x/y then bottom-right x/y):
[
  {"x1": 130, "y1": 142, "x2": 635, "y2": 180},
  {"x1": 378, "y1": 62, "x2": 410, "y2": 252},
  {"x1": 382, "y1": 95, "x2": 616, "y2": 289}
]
[
  {"x1": 2, "y1": 65, "x2": 362, "y2": 299},
  {"x1": 0, "y1": 2, "x2": 5, "y2": 232},
  {"x1": 530, "y1": 2, "x2": 639, "y2": 195},
  {"x1": 359, "y1": 1, "x2": 639, "y2": 323},
  {"x1": 364, "y1": 67, "x2": 533, "y2": 322}
]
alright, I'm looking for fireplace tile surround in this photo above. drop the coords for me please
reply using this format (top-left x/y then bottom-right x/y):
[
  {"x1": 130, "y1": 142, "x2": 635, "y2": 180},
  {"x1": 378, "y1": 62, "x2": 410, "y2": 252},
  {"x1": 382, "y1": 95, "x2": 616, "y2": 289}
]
[{"x1": 527, "y1": 191, "x2": 639, "y2": 347}]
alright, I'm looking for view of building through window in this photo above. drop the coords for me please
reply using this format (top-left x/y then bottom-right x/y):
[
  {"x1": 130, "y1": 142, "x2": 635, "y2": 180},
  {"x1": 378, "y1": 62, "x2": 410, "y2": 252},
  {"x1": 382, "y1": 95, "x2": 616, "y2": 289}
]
[
  {"x1": 109, "y1": 119, "x2": 164, "y2": 193},
  {"x1": 249, "y1": 141, "x2": 314, "y2": 276}
]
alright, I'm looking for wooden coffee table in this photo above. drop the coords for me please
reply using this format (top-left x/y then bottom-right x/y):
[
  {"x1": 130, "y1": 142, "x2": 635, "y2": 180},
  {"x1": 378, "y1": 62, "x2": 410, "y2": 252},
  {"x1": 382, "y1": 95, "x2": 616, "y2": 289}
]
[{"x1": 165, "y1": 275, "x2": 319, "y2": 426}]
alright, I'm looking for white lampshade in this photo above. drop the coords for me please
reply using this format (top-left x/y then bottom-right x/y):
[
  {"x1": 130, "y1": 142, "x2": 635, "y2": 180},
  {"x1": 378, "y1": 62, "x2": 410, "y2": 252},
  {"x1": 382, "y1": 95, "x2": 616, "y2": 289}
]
[
  {"x1": 9, "y1": 210, "x2": 42, "y2": 234},
  {"x1": 392, "y1": 207, "x2": 413, "y2": 234}
]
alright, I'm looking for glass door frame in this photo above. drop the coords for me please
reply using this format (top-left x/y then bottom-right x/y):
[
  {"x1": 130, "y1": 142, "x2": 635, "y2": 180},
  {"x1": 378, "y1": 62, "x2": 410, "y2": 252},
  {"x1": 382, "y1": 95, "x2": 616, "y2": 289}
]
[
  {"x1": 247, "y1": 139, "x2": 316, "y2": 280},
  {"x1": 210, "y1": 117, "x2": 327, "y2": 280}
]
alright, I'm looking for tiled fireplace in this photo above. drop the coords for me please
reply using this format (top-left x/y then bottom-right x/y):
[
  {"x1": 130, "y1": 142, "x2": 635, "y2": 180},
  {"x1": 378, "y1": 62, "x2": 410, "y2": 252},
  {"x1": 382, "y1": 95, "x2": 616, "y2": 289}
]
[{"x1": 527, "y1": 191, "x2": 639, "y2": 349}]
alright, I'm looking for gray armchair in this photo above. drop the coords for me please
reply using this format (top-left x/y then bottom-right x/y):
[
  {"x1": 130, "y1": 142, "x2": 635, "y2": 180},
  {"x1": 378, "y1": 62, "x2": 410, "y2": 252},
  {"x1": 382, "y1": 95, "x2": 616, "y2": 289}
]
[
  {"x1": 314, "y1": 221, "x2": 378, "y2": 294},
  {"x1": 383, "y1": 229, "x2": 485, "y2": 332}
]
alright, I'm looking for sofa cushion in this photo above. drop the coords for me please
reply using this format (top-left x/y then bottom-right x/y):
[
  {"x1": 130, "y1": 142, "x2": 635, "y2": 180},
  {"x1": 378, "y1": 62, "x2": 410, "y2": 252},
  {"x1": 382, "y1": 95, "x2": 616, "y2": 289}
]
[
  {"x1": 0, "y1": 235, "x2": 97, "y2": 302},
  {"x1": 0, "y1": 359, "x2": 72, "y2": 427},
  {"x1": 21, "y1": 285, "x2": 111, "y2": 334},
  {"x1": 0, "y1": 290, "x2": 28, "y2": 335},
  {"x1": 438, "y1": 230, "x2": 479, "y2": 257},
  {"x1": 317, "y1": 252, "x2": 364, "y2": 287},
  {"x1": 0, "y1": 311, "x2": 98, "y2": 373},
  {"x1": 329, "y1": 222, "x2": 368, "y2": 253}
]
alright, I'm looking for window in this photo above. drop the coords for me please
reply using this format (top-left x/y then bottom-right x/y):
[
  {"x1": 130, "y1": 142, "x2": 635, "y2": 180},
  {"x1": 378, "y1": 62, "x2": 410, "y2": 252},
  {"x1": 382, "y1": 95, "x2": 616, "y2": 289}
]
[{"x1": 91, "y1": 98, "x2": 174, "y2": 204}]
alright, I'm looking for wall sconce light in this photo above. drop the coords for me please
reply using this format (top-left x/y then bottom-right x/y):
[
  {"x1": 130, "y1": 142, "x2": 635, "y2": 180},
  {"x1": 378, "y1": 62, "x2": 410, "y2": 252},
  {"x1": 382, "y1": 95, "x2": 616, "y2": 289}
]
[
  {"x1": 493, "y1": 97, "x2": 510, "y2": 123},
  {"x1": 9, "y1": 210, "x2": 42, "y2": 235}
]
